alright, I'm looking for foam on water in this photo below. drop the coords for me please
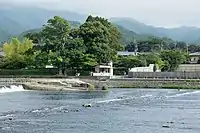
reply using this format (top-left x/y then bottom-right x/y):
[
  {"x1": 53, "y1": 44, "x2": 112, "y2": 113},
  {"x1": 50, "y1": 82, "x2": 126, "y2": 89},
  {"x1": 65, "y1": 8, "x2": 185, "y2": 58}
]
[
  {"x1": 0, "y1": 85, "x2": 25, "y2": 94},
  {"x1": 0, "y1": 114, "x2": 13, "y2": 120},
  {"x1": 141, "y1": 95, "x2": 153, "y2": 98},
  {"x1": 95, "y1": 94, "x2": 153, "y2": 104},
  {"x1": 166, "y1": 91, "x2": 200, "y2": 98}
]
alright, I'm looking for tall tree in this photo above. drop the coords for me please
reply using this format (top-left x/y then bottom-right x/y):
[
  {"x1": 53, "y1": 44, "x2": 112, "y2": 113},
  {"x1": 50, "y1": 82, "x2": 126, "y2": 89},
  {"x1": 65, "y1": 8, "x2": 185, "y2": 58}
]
[
  {"x1": 78, "y1": 16, "x2": 122, "y2": 63},
  {"x1": 86, "y1": 15, "x2": 123, "y2": 51},
  {"x1": 40, "y1": 16, "x2": 71, "y2": 74}
]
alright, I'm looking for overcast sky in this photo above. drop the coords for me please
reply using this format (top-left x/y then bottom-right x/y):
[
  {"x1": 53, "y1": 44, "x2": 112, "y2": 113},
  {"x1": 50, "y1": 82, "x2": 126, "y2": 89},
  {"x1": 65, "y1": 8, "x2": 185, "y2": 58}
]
[{"x1": 0, "y1": 0, "x2": 199, "y2": 28}]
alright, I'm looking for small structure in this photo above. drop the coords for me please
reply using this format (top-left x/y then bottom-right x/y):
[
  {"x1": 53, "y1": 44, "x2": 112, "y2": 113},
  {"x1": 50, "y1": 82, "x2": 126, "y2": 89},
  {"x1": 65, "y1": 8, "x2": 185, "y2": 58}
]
[
  {"x1": 189, "y1": 52, "x2": 200, "y2": 64},
  {"x1": 92, "y1": 61, "x2": 113, "y2": 78},
  {"x1": 129, "y1": 64, "x2": 160, "y2": 72}
]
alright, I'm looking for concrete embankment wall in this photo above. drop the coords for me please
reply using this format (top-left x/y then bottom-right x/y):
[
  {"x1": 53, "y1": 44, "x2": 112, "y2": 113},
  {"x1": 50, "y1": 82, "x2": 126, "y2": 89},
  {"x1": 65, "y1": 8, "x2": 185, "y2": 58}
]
[{"x1": 83, "y1": 79, "x2": 200, "y2": 89}]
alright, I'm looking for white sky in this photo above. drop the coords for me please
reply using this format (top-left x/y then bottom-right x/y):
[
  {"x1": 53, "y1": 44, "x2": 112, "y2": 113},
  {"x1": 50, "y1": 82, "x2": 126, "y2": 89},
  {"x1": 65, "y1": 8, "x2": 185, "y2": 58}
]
[{"x1": 0, "y1": 0, "x2": 200, "y2": 28}]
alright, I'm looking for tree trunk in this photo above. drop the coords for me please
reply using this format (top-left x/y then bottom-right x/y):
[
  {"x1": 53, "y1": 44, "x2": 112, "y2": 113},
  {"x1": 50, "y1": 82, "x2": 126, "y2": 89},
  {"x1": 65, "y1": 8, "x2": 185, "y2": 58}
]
[
  {"x1": 64, "y1": 68, "x2": 67, "y2": 76},
  {"x1": 58, "y1": 63, "x2": 62, "y2": 75},
  {"x1": 59, "y1": 68, "x2": 62, "y2": 75}
]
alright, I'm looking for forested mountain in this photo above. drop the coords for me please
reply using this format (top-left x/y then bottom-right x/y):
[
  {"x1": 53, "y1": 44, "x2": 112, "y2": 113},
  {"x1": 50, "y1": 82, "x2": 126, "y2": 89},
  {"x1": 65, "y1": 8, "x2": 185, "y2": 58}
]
[
  {"x1": 0, "y1": 7, "x2": 86, "y2": 43},
  {"x1": 111, "y1": 18, "x2": 200, "y2": 44},
  {"x1": 1, "y1": 6, "x2": 200, "y2": 44}
]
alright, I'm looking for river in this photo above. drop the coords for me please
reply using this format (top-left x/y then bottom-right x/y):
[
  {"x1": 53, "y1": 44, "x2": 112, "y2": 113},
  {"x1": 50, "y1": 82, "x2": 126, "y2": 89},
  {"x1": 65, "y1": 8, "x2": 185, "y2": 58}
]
[{"x1": 0, "y1": 86, "x2": 200, "y2": 133}]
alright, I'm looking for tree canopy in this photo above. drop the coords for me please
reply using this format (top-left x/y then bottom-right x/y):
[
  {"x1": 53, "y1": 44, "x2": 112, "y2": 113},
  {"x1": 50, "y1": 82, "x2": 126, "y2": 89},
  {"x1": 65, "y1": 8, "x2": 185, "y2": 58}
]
[
  {"x1": 2, "y1": 38, "x2": 34, "y2": 69},
  {"x1": 18, "y1": 15, "x2": 122, "y2": 75},
  {"x1": 160, "y1": 50, "x2": 188, "y2": 71}
]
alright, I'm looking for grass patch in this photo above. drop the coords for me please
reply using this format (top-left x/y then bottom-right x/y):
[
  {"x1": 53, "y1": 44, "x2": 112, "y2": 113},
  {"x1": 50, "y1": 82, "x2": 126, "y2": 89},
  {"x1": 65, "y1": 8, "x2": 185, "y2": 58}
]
[
  {"x1": 88, "y1": 84, "x2": 95, "y2": 91},
  {"x1": 160, "y1": 85, "x2": 200, "y2": 89}
]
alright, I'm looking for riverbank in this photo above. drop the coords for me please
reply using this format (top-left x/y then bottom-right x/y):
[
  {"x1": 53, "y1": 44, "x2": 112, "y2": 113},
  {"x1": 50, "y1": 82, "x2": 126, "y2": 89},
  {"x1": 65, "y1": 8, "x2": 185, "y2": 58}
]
[
  {"x1": 0, "y1": 78, "x2": 92, "y2": 91},
  {"x1": 82, "y1": 78, "x2": 200, "y2": 89},
  {"x1": 0, "y1": 77, "x2": 200, "y2": 90}
]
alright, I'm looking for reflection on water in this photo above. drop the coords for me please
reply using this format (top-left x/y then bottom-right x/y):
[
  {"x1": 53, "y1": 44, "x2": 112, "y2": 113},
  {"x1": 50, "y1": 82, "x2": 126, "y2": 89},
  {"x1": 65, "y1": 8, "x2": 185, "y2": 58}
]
[{"x1": 0, "y1": 89, "x2": 200, "y2": 133}]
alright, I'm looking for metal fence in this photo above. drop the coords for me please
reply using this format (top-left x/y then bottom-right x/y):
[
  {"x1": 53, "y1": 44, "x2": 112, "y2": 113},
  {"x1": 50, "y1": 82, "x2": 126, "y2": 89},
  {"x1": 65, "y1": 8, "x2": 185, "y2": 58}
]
[{"x1": 128, "y1": 72, "x2": 200, "y2": 79}]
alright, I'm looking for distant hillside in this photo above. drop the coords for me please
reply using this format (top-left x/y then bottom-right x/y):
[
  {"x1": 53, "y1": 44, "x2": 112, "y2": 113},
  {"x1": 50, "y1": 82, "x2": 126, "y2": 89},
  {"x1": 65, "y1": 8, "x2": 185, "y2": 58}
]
[
  {"x1": 114, "y1": 24, "x2": 151, "y2": 44},
  {"x1": 0, "y1": 29, "x2": 11, "y2": 43},
  {"x1": 2, "y1": 6, "x2": 200, "y2": 44},
  {"x1": 110, "y1": 18, "x2": 200, "y2": 44},
  {"x1": 0, "y1": 7, "x2": 87, "y2": 43}
]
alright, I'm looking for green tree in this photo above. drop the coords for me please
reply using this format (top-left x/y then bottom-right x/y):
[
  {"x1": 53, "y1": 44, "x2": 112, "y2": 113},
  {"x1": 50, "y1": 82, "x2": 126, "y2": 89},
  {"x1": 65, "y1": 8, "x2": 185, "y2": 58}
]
[
  {"x1": 140, "y1": 53, "x2": 164, "y2": 69},
  {"x1": 2, "y1": 38, "x2": 34, "y2": 69},
  {"x1": 24, "y1": 32, "x2": 41, "y2": 44},
  {"x1": 40, "y1": 16, "x2": 71, "y2": 74},
  {"x1": 115, "y1": 55, "x2": 146, "y2": 73},
  {"x1": 160, "y1": 50, "x2": 187, "y2": 71},
  {"x1": 86, "y1": 16, "x2": 123, "y2": 51},
  {"x1": 125, "y1": 38, "x2": 138, "y2": 52},
  {"x1": 78, "y1": 16, "x2": 122, "y2": 63}
]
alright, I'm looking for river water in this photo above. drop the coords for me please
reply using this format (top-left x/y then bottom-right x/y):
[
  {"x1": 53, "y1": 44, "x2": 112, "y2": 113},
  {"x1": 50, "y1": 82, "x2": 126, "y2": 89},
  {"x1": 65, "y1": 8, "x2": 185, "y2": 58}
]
[{"x1": 0, "y1": 86, "x2": 200, "y2": 133}]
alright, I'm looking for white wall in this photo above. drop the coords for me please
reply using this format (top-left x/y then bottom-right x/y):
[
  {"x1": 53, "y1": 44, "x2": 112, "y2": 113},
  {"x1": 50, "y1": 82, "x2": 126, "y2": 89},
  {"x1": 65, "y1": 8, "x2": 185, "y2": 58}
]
[{"x1": 129, "y1": 64, "x2": 155, "y2": 72}]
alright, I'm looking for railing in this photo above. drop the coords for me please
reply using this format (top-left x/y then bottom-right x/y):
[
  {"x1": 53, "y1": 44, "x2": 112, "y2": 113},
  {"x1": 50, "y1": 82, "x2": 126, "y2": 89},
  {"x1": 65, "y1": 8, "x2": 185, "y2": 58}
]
[{"x1": 128, "y1": 72, "x2": 200, "y2": 79}]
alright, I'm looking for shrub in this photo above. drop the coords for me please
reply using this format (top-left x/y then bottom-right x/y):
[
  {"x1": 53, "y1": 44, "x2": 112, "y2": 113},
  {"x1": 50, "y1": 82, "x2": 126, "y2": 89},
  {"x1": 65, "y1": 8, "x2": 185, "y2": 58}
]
[{"x1": 88, "y1": 84, "x2": 95, "y2": 91}]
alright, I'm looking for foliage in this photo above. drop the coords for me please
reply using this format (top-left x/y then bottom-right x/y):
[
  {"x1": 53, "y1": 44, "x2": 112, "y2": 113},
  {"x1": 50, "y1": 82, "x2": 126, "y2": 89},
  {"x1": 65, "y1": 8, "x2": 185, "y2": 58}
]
[
  {"x1": 125, "y1": 37, "x2": 186, "y2": 52},
  {"x1": 115, "y1": 55, "x2": 146, "y2": 73},
  {"x1": 22, "y1": 15, "x2": 121, "y2": 75},
  {"x1": 0, "y1": 69, "x2": 58, "y2": 75},
  {"x1": 0, "y1": 15, "x2": 193, "y2": 75},
  {"x1": 88, "y1": 84, "x2": 95, "y2": 91},
  {"x1": 160, "y1": 50, "x2": 188, "y2": 71},
  {"x1": 139, "y1": 53, "x2": 164, "y2": 69},
  {"x1": 78, "y1": 16, "x2": 121, "y2": 63},
  {"x1": 2, "y1": 38, "x2": 34, "y2": 69}
]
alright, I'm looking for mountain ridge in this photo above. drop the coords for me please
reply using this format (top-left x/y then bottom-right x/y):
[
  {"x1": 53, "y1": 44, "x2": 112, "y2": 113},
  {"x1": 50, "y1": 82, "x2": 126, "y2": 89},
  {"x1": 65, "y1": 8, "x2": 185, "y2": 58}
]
[
  {"x1": 1, "y1": 7, "x2": 200, "y2": 44},
  {"x1": 110, "y1": 17, "x2": 200, "y2": 44}
]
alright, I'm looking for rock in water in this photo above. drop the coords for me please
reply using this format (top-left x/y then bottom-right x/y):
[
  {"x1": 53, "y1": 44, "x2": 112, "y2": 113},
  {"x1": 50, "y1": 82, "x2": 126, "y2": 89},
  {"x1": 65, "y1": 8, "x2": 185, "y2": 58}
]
[
  {"x1": 82, "y1": 104, "x2": 92, "y2": 108},
  {"x1": 8, "y1": 118, "x2": 13, "y2": 121},
  {"x1": 162, "y1": 125, "x2": 170, "y2": 128}
]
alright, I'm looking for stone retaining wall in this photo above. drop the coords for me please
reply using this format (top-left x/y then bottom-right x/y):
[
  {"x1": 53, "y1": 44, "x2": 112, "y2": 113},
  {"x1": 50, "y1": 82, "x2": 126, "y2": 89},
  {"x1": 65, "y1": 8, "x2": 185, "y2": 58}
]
[{"x1": 83, "y1": 79, "x2": 200, "y2": 89}]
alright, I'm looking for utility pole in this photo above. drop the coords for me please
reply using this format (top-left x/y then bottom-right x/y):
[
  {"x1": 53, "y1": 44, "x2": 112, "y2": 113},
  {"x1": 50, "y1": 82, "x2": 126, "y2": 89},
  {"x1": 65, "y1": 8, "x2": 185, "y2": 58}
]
[
  {"x1": 186, "y1": 43, "x2": 189, "y2": 54},
  {"x1": 133, "y1": 37, "x2": 138, "y2": 55}
]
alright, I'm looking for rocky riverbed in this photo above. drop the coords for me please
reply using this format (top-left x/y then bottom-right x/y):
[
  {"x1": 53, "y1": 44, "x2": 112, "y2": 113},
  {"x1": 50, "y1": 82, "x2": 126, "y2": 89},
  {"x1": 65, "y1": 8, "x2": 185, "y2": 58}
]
[
  {"x1": 0, "y1": 78, "x2": 200, "y2": 91},
  {"x1": 0, "y1": 78, "x2": 92, "y2": 91}
]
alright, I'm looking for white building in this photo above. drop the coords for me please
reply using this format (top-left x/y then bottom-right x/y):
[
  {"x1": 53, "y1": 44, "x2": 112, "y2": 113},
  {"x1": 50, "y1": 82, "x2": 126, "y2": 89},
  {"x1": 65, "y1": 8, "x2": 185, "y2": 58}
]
[
  {"x1": 92, "y1": 61, "x2": 113, "y2": 78},
  {"x1": 129, "y1": 64, "x2": 160, "y2": 72},
  {"x1": 189, "y1": 52, "x2": 200, "y2": 64}
]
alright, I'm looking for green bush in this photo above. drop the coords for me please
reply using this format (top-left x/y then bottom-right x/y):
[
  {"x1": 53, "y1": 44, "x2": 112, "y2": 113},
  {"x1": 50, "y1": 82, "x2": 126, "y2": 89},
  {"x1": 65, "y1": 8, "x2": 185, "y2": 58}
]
[
  {"x1": 88, "y1": 84, "x2": 95, "y2": 91},
  {"x1": 0, "y1": 69, "x2": 58, "y2": 75}
]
